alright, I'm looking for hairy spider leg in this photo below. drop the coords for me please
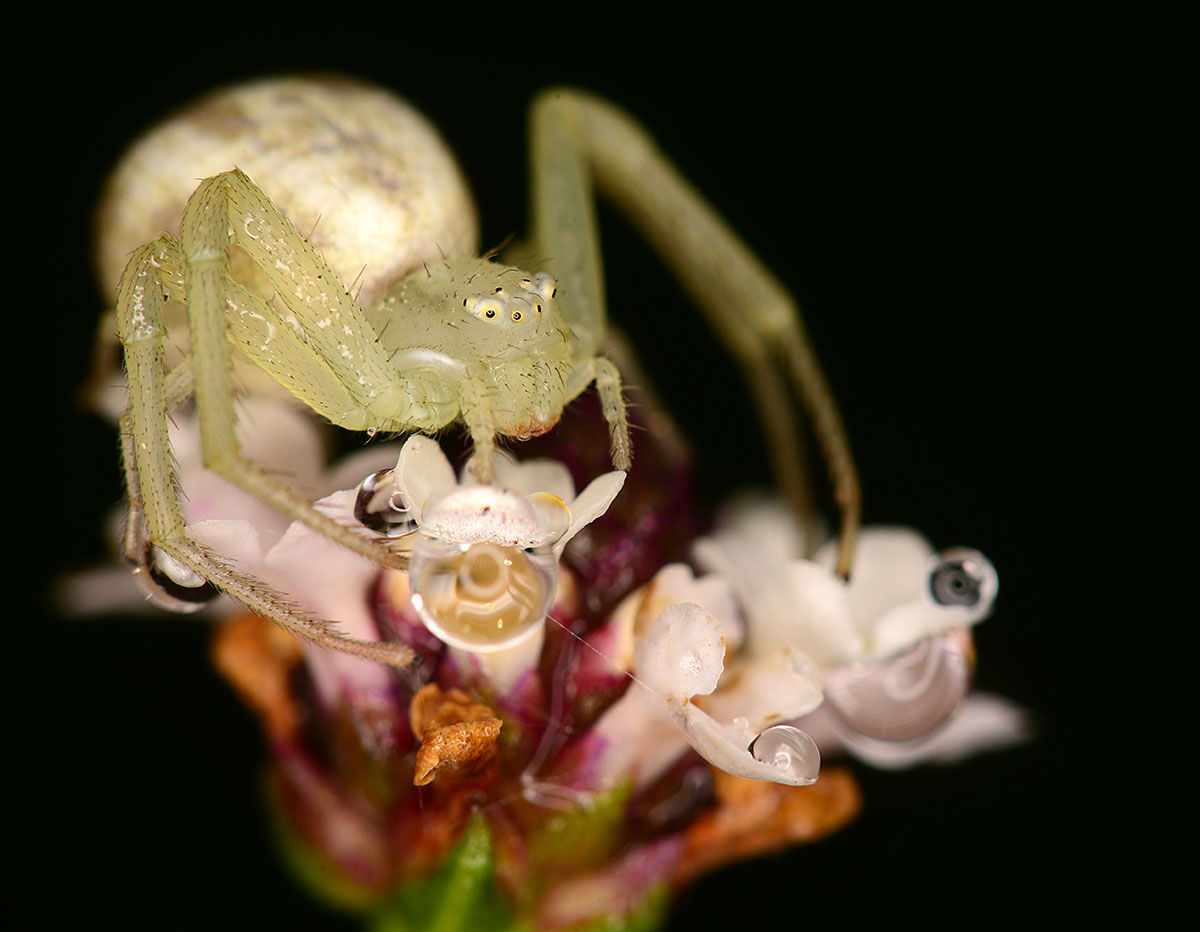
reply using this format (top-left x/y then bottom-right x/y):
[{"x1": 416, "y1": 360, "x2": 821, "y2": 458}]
[
  {"x1": 116, "y1": 228, "x2": 416, "y2": 667},
  {"x1": 527, "y1": 103, "x2": 633, "y2": 473},
  {"x1": 530, "y1": 90, "x2": 860, "y2": 579}
]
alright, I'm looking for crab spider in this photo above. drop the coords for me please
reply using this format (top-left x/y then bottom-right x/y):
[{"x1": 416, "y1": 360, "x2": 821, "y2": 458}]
[{"x1": 106, "y1": 78, "x2": 859, "y2": 667}]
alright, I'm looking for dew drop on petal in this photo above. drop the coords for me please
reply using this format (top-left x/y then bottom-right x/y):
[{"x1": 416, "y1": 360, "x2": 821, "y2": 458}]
[
  {"x1": 527, "y1": 491, "x2": 571, "y2": 546},
  {"x1": 354, "y1": 468, "x2": 418, "y2": 537},
  {"x1": 927, "y1": 547, "x2": 997, "y2": 609},
  {"x1": 748, "y1": 725, "x2": 821, "y2": 784}
]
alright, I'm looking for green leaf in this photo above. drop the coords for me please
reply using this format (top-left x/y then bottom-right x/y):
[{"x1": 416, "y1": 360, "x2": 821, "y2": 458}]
[
  {"x1": 370, "y1": 815, "x2": 531, "y2": 932},
  {"x1": 527, "y1": 780, "x2": 632, "y2": 883}
]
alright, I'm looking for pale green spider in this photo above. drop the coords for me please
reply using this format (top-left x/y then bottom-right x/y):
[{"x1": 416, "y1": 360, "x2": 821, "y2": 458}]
[{"x1": 106, "y1": 77, "x2": 859, "y2": 669}]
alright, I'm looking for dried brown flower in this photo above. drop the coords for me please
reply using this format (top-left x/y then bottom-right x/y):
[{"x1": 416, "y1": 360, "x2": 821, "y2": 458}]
[{"x1": 410, "y1": 684, "x2": 503, "y2": 786}]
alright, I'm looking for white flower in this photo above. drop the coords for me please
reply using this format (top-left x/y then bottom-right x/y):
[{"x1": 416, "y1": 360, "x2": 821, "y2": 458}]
[
  {"x1": 636, "y1": 601, "x2": 822, "y2": 786},
  {"x1": 693, "y1": 497, "x2": 1019, "y2": 767},
  {"x1": 59, "y1": 396, "x2": 357, "y2": 616},
  {"x1": 390, "y1": 436, "x2": 626, "y2": 692},
  {"x1": 182, "y1": 483, "x2": 400, "y2": 752},
  {"x1": 393, "y1": 436, "x2": 625, "y2": 560},
  {"x1": 583, "y1": 563, "x2": 823, "y2": 790}
]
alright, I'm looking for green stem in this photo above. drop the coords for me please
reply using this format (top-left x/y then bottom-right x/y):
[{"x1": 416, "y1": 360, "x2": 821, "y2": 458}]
[{"x1": 427, "y1": 817, "x2": 492, "y2": 932}]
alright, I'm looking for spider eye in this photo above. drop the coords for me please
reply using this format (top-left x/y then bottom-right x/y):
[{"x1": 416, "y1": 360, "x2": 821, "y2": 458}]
[
  {"x1": 478, "y1": 305, "x2": 497, "y2": 320},
  {"x1": 512, "y1": 311, "x2": 522, "y2": 321},
  {"x1": 928, "y1": 554, "x2": 985, "y2": 607}
]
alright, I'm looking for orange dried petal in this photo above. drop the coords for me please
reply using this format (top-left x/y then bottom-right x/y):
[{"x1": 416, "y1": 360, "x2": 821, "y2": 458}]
[
  {"x1": 671, "y1": 766, "x2": 861, "y2": 887},
  {"x1": 210, "y1": 612, "x2": 304, "y2": 741},
  {"x1": 410, "y1": 683, "x2": 499, "y2": 738},
  {"x1": 409, "y1": 683, "x2": 503, "y2": 786},
  {"x1": 413, "y1": 719, "x2": 503, "y2": 786}
]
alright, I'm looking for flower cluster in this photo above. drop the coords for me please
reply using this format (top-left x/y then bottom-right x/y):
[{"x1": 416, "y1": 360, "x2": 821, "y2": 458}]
[{"x1": 125, "y1": 392, "x2": 1023, "y2": 931}]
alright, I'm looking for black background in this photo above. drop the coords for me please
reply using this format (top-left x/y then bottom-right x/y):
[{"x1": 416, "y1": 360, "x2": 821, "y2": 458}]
[{"x1": 15, "y1": 29, "x2": 1096, "y2": 932}]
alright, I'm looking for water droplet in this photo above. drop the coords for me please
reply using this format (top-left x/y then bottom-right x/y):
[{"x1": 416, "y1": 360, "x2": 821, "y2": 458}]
[
  {"x1": 354, "y1": 468, "x2": 418, "y2": 537},
  {"x1": 748, "y1": 725, "x2": 820, "y2": 784},
  {"x1": 141, "y1": 545, "x2": 221, "y2": 612},
  {"x1": 527, "y1": 492, "x2": 571, "y2": 546},
  {"x1": 928, "y1": 547, "x2": 994, "y2": 608},
  {"x1": 409, "y1": 534, "x2": 556, "y2": 652}
]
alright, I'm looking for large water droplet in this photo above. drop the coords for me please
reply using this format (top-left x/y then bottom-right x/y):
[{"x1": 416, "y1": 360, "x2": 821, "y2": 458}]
[
  {"x1": 354, "y1": 468, "x2": 418, "y2": 537},
  {"x1": 140, "y1": 545, "x2": 221, "y2": 613},
  {"x1": 748, "y1": 724, "x2": 821, "y2": 784},
  {"x1": 927, "y1": 547, "x2": 996, "y2": 609},
  {"x1": 409, "y1": 534, "x2": 556, "y2": 652}
]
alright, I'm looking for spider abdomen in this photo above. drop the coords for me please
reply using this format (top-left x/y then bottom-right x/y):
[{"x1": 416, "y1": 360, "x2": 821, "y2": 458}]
[{"x1": 96, "y1": 77, "x2": 479, "y2": 312}]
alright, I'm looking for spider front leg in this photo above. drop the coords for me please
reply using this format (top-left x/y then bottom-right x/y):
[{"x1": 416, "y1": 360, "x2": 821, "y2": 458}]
[
  {"x1": 191, "y1": 171, "x2": 443, "y2": 536},
  {"x1": 531, "y1": 90, "x2": 860, "y2": 578},
  {"x1": 116, "y1": 238, "x2": 414, "y2": 667},
  {"x1": 180, "y1": 176, "x2": 417, "y2": 564},
  {"x1": 563, "y1": 356, "x2": 632, "y2": 471}
]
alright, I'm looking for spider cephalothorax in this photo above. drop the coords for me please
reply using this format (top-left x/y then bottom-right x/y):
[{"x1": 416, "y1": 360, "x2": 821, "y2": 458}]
[{"x1": 369, "y1": 261, "x2": 578, "y2": 444}]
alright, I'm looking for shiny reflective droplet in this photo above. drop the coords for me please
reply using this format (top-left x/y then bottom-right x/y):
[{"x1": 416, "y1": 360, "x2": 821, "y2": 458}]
[
  {"x1": 354, "y1": 468, "x2": 418, "y2": 537},
  {"x1": 141, "y1": 545, "x2": 221, "y2": 613},
  {"x1": 748, "y1": 725, "x2": 821, "y2": 784},
  {"x1": 823, "y1": 634, "x2": 970, "y2": 742},
  {"x1": 928, "y1": 547, "x2": 992, "y2": 607},
  {"x1": 409, "y1": 533, "x2": 556, "y2": 652}
]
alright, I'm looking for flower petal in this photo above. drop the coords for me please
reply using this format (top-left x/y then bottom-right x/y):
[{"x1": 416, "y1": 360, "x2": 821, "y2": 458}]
[
  {"x1": 394, "y1": 435, "x2": 457, "y2": 523},
  {"x1": 815, "y1": 527, "x2": 933, "y2": 635},
  {"x1": 635, "y1": 602, "x2": 725, "y2": 702},
  {"x1": 814, "y1": 693, "x2": 1031, "y2": 770},
  {"x1": 187, "y1": 518, "x2": 267, "y2": 572},
  {"x1": 675, "y1": 706, "x2": 819, "y2": 786},
  {"x1": 866, "y1": 548, "x2": 998, "y2": 659},
  {"x1": 695, "y1": 534, "x2": 858, "y2": 667},
  {"x1": 822, "y1": 631, "x2": 972, "y2": 741},
  {"x1": 464, "y1": 451, "x2": 576, "y2": 503},
  {"x1": 557, "y1": 470, "x2": 626, "y2": 558},
  {"x1": 779, "y1": 561, "x2": 862, "y2": 666},
  {"x1": 448, "y1": 624, "x2": 546, "y2": 695},
  {"x1": 870, "y1": 601, "x2": 978, "y2": 660},
  {"x1": 607, "y1": 564, "x2": 742, "y2": 669},
  {"x1": 261, "y1": 490, "x2": 399, "y2": 738},
  {"x1": 699, "y1": 646, "x2": 824, "y2": 731},
  {"x1": 584, "y1": 679, "x2": 693, "y2": 790}
]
